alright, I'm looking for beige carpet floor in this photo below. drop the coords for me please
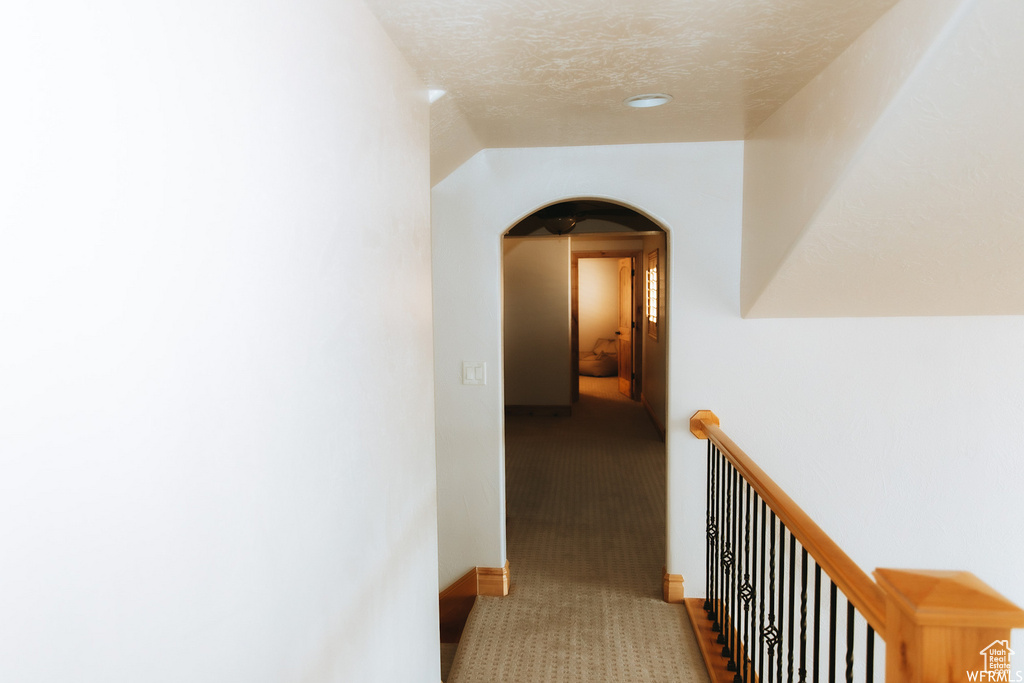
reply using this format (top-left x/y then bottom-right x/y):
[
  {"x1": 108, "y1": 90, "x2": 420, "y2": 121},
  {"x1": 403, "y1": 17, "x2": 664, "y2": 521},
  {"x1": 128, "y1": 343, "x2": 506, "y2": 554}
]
[{"x1": 446, "y1": 377, "x2": 709, "y2": 683}]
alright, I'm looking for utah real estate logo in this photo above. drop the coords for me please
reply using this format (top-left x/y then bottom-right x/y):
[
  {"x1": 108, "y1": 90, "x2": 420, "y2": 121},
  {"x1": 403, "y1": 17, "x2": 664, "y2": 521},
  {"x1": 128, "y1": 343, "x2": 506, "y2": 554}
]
[{"x1": 968, "y1": 640, "x2": 1023, "y2": 682}]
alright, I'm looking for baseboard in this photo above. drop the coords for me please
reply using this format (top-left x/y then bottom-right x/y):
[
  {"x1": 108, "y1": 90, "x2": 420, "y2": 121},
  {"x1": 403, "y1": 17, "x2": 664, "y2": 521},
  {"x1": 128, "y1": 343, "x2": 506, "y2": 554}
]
[
  {"x1": 662, "y1": 569, "x2": 684, "y2": 603},
  {"x1": 477, "y1": 560, "x2": 510, "y2": 596},
  {"x1": 504, "y1": 405, "x2": 571, "y2": 417},
  {"x1": 440, "y1": 567, "x2": 478, "y2": 603},
  {"x1": 438, "y1": 562, "x2": 512, "y2": 643},
  {"x1": 439, "y1": 567, "x2": 478, "y2": 643},
  {"x1": 641, "y1": 394, "x2": 665, "y2": 440},
  {"x1": 438, "y1": 562, "x2": 512, "y2": 600}
]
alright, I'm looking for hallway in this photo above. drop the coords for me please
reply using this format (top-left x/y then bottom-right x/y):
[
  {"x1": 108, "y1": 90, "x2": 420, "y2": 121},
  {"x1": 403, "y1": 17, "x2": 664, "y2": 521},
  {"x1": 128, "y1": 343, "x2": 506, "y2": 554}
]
[{"x1": 445, "y1": 377, "x2": 708, "y2": 683}]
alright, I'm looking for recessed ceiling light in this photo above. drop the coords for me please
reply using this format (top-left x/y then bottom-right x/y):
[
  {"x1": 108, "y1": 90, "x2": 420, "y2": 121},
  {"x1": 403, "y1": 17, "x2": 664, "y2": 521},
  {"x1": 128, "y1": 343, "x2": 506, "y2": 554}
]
[
  {"x1": 428, "y1": 88, "x2": 447, "y2": 104},
  {"x1": 624, "y1": 93, "x2": 672, "y2": 108}
]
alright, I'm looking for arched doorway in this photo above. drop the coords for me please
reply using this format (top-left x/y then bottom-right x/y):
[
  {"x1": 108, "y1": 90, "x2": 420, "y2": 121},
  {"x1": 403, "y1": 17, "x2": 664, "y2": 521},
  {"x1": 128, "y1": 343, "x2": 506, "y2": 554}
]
[
  {"x1": 446, "y1": 198, "x2": 683, "y2": 677},
  {"x1": 501, "y1": 198, "x2": 667, "y2": 437}
]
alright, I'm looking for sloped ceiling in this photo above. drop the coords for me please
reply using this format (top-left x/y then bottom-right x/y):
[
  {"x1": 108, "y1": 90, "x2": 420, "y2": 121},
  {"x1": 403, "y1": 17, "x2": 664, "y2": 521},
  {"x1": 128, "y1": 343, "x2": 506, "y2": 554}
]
[
  {"x1": 743, "y1": 0, "x2": 1024, "y2": 317},
  {"x1": 368, "y1": 0, "x2": 1024, "y2": 318},
  {"x1": 364, "y1": 0, "x2": 899, "y2": 185}
]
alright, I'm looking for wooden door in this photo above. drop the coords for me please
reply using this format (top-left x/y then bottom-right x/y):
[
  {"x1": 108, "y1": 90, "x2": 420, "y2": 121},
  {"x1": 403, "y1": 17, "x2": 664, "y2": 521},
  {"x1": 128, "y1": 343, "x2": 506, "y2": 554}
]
[{"x1": 617, "y1": 257, "x2": 633, "y2": 398}]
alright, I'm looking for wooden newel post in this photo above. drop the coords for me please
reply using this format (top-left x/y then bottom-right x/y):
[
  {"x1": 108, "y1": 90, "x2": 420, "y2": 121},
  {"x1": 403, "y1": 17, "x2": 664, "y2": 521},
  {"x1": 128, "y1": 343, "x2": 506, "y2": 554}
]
[{"x1": 875, "y1": 569, "x2": 1024, "y2": 683}]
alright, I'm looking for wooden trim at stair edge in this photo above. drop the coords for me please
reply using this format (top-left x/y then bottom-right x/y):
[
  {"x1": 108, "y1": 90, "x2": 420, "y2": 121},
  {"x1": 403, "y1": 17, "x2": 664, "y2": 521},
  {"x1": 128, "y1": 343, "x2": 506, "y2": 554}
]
[
  {"x1": 439, "y1": 567, "x2": 478, "y2": 602},
  {"x1": 642, "y1": 393, "x2": 665, "y2": 441},
  {"x1": 439, "y1": 567, "x2": 478, "y2": 644},
  {"x1": 684, "y1": 598, "x2": 739, "y2": 683},
  {"x1": 663, "y1": 569, "x2": 684, "y2": 603},
  {"x1": 477, "y1": 561, "x2": 510, "y2": 597}
]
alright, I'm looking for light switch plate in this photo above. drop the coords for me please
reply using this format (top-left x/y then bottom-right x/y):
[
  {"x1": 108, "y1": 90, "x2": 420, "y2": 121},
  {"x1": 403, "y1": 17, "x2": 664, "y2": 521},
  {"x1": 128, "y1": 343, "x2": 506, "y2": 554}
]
[{"x1": 462, "y1": 361, "x2": 486, "y2": 385}]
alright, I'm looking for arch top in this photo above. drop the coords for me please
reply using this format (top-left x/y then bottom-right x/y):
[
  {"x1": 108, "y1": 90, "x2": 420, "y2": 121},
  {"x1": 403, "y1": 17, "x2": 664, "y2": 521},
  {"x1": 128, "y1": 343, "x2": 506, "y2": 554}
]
[{"x1": 503, "y1": 197, "x2": 667, "y2": 237}]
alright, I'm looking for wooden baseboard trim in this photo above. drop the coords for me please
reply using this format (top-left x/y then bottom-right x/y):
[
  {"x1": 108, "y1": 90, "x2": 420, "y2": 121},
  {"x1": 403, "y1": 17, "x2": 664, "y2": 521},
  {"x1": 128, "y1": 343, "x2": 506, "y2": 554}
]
[
  {"x1": 477, "y1": 560, "x2": 510, "y2": 596},
  {"x1": 683, "y1": 598, "x2": 737, "y2": 683},
  {"x1": 439, "y1": 567, "x2": 478, "y2": 643},
  {"x1": 439, "y1": 562, "x2": 513, "y2": 643},
  {"x1": 504, "y1": 405, "x2": 571, "y2": 417},
  {"x1": 641, "y1": 394, "x2": 665, "y2": 440},
  {"x1": 438, "y1": 562, "x2": 512, "y2": 601},
  {"x1": 663, "y1": 570, "x2": 684, "y2": 603},
  {"x1": 440, "y1": 567, "x2": 478, "y2": 603}
]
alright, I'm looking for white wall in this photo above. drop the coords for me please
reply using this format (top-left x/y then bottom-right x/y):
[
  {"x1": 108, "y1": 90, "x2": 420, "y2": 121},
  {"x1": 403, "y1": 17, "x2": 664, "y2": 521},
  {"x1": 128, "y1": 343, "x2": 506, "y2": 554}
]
[
  {"x1": 743, "y1": 0, "x2": 1024, "y2": 318},
  {"x1": 578, "y1": 258, "x2": 620, "y2": 354},
  {"x1": 503, "y1": 237, "x2": 571, "y2": 406},
  {"x1": 431, "y1": 142, "x2": 742, "y2": 588},
  {"x1": 741, "y1": 0, "x2": 963, "y2": 313},
  {"x1": 431, "y1": 143, "x2": 1024, "y2": 641},
  {"x1": 430, "y1": 94, "x2": 485, "y2": 187},
  {"x1": 0, "y1": 1, "x2": 439, "y2": 681}
]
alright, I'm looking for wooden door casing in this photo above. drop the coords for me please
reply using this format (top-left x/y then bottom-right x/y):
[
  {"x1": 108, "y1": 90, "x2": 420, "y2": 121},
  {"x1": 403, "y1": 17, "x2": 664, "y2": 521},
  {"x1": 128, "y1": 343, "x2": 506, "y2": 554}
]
[{"x1": 617, "y1": 257, "x2": 633, "y2": 398}]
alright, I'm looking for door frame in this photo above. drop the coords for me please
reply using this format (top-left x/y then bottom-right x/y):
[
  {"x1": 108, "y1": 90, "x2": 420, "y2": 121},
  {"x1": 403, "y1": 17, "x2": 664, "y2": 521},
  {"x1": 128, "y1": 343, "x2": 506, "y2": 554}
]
[{"x1": 571, "y1": 250, "x2": 643, "y2": 402}]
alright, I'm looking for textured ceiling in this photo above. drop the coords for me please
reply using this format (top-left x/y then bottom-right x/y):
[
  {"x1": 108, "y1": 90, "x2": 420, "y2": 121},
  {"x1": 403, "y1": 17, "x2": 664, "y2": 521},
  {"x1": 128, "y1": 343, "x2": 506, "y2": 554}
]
[
  {"x1": 366, "y1": 0, "x2": 900, "y2": 171},
  {"x1": 368, "y1": 0, "x2": 1024, "y2": 319}
]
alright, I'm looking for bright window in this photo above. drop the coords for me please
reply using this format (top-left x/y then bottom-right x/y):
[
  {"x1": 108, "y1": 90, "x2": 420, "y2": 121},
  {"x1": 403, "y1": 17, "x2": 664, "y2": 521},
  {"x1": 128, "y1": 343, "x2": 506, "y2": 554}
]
[{"x1": 646, "y1": 249, "x2": 659, "y2": 339}]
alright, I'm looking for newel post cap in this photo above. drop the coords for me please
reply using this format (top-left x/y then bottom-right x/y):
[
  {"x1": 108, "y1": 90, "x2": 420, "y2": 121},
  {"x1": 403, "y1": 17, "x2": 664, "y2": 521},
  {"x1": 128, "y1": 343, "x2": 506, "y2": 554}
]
[
  {"x1": 874, "y1": 568, "x2": 1024, "y2": 629},
  {"x1": 689, "y1": 410, "x2": 719, "y2": 439}
]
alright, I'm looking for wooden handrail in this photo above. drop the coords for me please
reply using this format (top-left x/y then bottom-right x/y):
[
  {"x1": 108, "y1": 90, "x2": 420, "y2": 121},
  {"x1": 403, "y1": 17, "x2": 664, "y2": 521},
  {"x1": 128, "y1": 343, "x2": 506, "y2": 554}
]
[
  {"x1": 689, "y1": 410, "x2": 1024, "y2": 683},
  {"x1": 690, "y1": 410, "x2": 887, "y2": 634}
]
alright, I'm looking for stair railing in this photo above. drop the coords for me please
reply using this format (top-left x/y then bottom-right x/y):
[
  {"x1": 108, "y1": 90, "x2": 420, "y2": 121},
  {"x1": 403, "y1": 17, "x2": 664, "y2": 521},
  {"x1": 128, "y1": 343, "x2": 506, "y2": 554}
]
[{"x1": 688, "y1": 410, "x2": 1024, "y2": 683}]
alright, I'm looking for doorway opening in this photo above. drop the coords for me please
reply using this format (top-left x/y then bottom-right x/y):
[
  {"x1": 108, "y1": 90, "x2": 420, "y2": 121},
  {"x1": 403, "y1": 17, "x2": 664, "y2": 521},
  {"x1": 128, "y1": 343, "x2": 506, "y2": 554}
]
[
  {"x1": 502, "y1": 198, "x2": 667, "y2": 436},
  {"x1": 465, "y1": 199, "x2": 677, "y2": 676},
  {"x1": 572, "y1": 251, "x2": 642, "y2": 404}
]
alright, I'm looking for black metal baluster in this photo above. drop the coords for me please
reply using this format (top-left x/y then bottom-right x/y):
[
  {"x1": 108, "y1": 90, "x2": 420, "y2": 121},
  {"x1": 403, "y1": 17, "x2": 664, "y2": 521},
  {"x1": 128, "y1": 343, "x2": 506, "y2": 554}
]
[
  {"x1": 733, "y1": 464, "x2": 741, "y2": 671},
  {"x1": 733, "y1": 469, "x2": 741, "y2": 665},
  {"x1": 720, "y1": 460, "x2": 730, "y2": 642},
  {"x1": 711, "y1": 447, "x2": 721, "y2": 633},
  {"x1": 845, "y1": 601, "x2": 855, "y2": 683},
  {"x1": 786, "y1": 532, "x2": 794, "y2": 683},
  {"x1": 739, "y1": 480, "x2": 753, "y2": 683},
  {"x1": 750, "y1": 487, "x2": 760, "y2": 683},
  {"x1": 711, "y1": 446, "x2": 719, "y2": 624},
  {"x1": 787, "y1": 533, "x2": 796, "y2": 683},
  {"x1": 758, "y1": 499, "x2": 767, "y2": 683},
  {"x1": 736, "y1": 467, "x2": 744, "y2": 677},
  {"x1": 777, "y1": 524, "x2": 786, "y2": 683},
  {"x1": 865, "y1": 625, "x2": 875, "y2": 683},
  {"x1": 829, "y1": 582, "x2": 837, "y2": 683},
  {"x1": 716, "y1": 448, "x2": 726, "y2": 636},
  {"x1": 720, "y1": 460, "x2": 733, "y2": 659},
  {"x1": 765, "y1": 511, "x2": 778, "y2": 683},
  {"x1": 723, "y1": 465, "x2": 736, "y2": 668},
  {"x1": 724, "y1": 464, "x2": 733, "y2": 655},
  {"x1": 697, "y1": 431, "x2": 886, "y2": 683},
  {"x1": 813, "y1": 564, "x2": 822, "y2": 683},
  {"x1": 799, "y1": 548, "x2": 808, "y2": 683},
  {"x1": 705, "y1": 440, "x2": 714, "y2": 612}
]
